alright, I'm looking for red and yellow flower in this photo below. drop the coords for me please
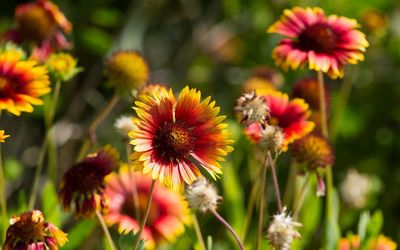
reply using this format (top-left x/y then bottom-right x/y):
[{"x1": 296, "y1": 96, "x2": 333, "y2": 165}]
[
  {"x1": 245, "y1": 90, "x2": 314, "y2": 151},
  {"x1": 130, "y1": 86, "x2": 233, "y2": 191},
  {"x1": 104, "y1": 166, "x2": 190, "y2": 249},
  {"x1": 4, "y1": 210, "x2": 67, "y2": 250},
  {"x1": 268, "y1": 7, "x2": 368, "y2": 79},
  {"x1": 0, "y1": 48, "x2": 50, "y2": 115}
]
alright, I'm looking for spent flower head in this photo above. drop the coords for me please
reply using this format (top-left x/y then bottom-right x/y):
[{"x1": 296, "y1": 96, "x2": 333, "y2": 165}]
[
  {"x1": 267, "y1": 207, "x2": 302, "y2": 250},
  {"x1": 186, "y1": 177, "x2": 220, "y2": 213},
  {"x1": 259, "y1": 125, "x2": 284, "y2": 155},
  {"x1": 339, "y1": 169, "x2": 372, "y2": 209},
  {"x1": 235, "y1": 90, "x2": 270, "y2": 127},
  {"x1": 4, "y1": 210, "x2": 67, "y2": 250}
]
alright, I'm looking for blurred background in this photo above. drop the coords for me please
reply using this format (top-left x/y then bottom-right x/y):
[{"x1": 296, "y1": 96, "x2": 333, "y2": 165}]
[{"x1": 1, "y1": 0, "x2": 399, "y2": 249}]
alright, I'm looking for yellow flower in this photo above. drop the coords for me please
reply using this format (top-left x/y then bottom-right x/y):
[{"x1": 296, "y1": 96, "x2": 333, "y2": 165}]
[
  {"x1": 0, "y1": 130, "x2": 10, "y2": 142},
  {"x1": 105, "y1": 50, "x2": 149, "y2": 95},
  {"x1": 46, "y1": 53, "x2": 81, "y2": 82}
]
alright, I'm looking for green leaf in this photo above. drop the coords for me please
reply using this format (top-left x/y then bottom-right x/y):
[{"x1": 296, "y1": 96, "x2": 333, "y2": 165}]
[
  {"x1": 324, "y1": 189, "x2": 341, "y2": 250},
  {"x1": 41, "y1": 181, "x2": 61, "y2": 226},
  {"x1": 357, "y1": 211, "x2": 370, "y2": 242},
  {"x1": 3, "y1": 158, "x2": 23, "y2": 181},
  {"x1": 118, "y1": 231, "x2": 145, "y2": 250},
  {"x1": 63, "y1": 219, "x2": 96, "y2": 250}
]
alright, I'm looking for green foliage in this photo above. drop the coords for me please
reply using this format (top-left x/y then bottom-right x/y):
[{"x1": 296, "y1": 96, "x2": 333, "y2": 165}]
[
  {"x1": 63, "y1": 219, "x2": 96, "y2": 250},
  {"x1": 41, "y1": 181, "x2": 61, "y2": 226}
]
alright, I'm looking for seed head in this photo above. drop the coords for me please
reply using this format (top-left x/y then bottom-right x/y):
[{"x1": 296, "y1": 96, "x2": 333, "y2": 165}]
[
  {"x1": 235, "y1": 90, "x2": 269, "y2": 127},
  {"x1": 185, "y1": 178, "x2": 220, "y2": 213}
]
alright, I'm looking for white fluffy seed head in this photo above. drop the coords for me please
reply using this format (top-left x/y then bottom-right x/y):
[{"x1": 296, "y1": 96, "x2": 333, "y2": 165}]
[
  {"x1": 114, "y1": 115, "x2": 136, "y2": 139},
  {"x1": 340, "y1": 169, "x2": 371, "y2": 209},
  {"x1": 260, "y1": 125, "x2": 284, "y2": 154},
  {"x1": 267, "y1": 207, "x2": 302, "y2": 250},
  {"x1": 235, "y1": 90, "x2": 270, "y2": 126},
  {"x1": 185, "y1": 178, "x2": 220, "y2": 213}
]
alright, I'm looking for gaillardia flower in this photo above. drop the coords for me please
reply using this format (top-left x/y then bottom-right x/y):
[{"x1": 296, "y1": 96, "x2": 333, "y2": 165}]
[
  {"x1": 245, "y1": 90, "x2": 314, "y2": 151},
  {"x1": 242, "y1": 67, "x2": 284, "y2": 94},
  {"x1": 4, "y1": 210, "x2": 67, "y2": 250},
  {"x1": 104, "y1": 166, "x2": 190, "y2": 249},
  {"x1": 130, "y1": 86, "x2": 233, "y2": 191},
  {"x1": 105, "y1": 50, "x2": 149, "y2": 94},
  {"x1": 268, "y1": 7, "x2": 369, "y2": 79},
  {"x1": 291, "y1": 77, "x2": 329, "y2": 111},
  {"x1": 59, "y1": 145, "x2": 119, "y2": 217},
  {"x1": 0, "y1": 48, "x2": 50, "y2": 115}
]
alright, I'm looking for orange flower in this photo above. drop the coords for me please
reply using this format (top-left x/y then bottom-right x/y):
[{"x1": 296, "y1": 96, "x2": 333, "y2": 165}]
[
  {"x1": 104, "y1": 167, "x2": 190, "y2": 249},
  {"x1": 130, "y1": 86, "x2": 233, "y2": 191},
  {"x1": 268, "y1": 7, "x2": 368, "y2": 79},
  {"x1": 339, "y1": 235, "x2": 397, "y2": 250},
  {"x1": 245, "y1": 90, "x2": 314, "y2": 151},
  {"x1": 0, "y1": 48, "x2": 50, "y2": 115}
]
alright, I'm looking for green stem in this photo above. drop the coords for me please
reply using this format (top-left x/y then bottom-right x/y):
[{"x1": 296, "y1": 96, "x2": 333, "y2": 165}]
[
  {"x1": 211, "y1": 209, "x2": 244, "y2": 250},
  {"x1": 0, "y1": 144, "x2": 7, "y2": 243},
  {"x1": 268, "y1": 151, "x2": 282, "y2": 212},
  {"x1": 77, "y1": 95, "x2": 119, "y2": 161},
  {"x1": 192, "y1": 213, "x2": 207, "y2": 250},
  {"x1": 283, "y1": 161, "x2": 297, "y2": 206},
  {"x1": 126, "y1": 143, "x2": 141, "y2": 222},
  {"x1": 292, "y1": 173, "x2": 310, "y2": 219},
  {"x1": 46, "y1": 80, "x2": 62, "y2": 182},
  {"x1": 255, "y1": 152, "x2": 268, "y2": 250},
  {"x1": 28, "y1": 80, "x2": 62, "y2": 209},
  {"x1": 242, "y1": 176, "x2": 259, "y2": 243},
  {"x1": 96, "y1": 210, "x2": 117, "y2": 250},
  {"x1": 133, "y1": 179, "x2": 156, "y2": 250}
]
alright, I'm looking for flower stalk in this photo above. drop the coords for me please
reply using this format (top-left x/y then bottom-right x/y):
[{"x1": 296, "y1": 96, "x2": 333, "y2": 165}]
[
  {"x1": 0, "y1": 144, "x2": 7, "y2": 242},
  {"x1": 211, "y1": 209, "x2": 245, "y2": 250},
  {"x1": 133, "y1": 179, "x2": 156, "y2": 250},
  {"x1": 268, "y1": 151, "x2": 282, "y2": 212},
  {"x1": 96, "y1": 210, "x2": 117, "y2": 250},
  {"x1": 192, "y1": 213, "x2": 207, "y2": 250},
  {"x1": 256, "y1": 152, "x2": 268, "y2": 250}
]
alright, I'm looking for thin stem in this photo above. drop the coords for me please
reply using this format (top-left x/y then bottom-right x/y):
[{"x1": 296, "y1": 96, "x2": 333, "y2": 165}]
[
  {"x1": 46, "y1": 80, "x2": 62, "y2": 182},
  {"x1": 126, "y1": 143, "x2": 141, "y2": 222},
  {"x1": 317, "y1": 71, "x2": 328, "y2": 137},
  {"x1": 211, "y1": 209, "x2": 244, "y2": 250},
  {"x1": 242, "y1": 176, "x2": 259, "y2": 243},
  {"x1": 133, "y1": 179, "x2": 156, "y2": 250},
  {"x1": 256, "y1": 152, "x2": 268, "y2": 250},
  {"x1": 268, "y1": 151, "x2": 282, "y2": 212},
  {"x1": 28, "y1": 141, "x2": 47, "y2": 209},
  {"x1": 96, "y1": 210, "x2": 117, "y2": 250},
  {"x1": 317, "y1": 71, "x2": 335, "y2": 242},
  {"x1": 77, "y1": 95, "x2": 119, "y2": 161},
  {"x1": 0, "y1": 144, "x2": 7, "y2": 242},
  {"x1": 292, "y1": 173, "x2": 310, "y2": 219},
  {"x1": 191, "y1": 213, "x2": 207, "y2": 250},
  {"x1": 28, "y1": 80, "x2": 62, "y2": 209}
]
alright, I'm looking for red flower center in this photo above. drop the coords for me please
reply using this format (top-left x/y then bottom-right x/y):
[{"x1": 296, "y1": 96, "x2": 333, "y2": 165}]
[
  {"x1": 17, "y1": 6, "x2": 55, "y2": 42},
  {"x1": 0, "y1": 76, "x2": 17, "y2": 98},
  {"x1": 154, "y1": 123, "x2": 194, "y2": 161},
  {"x1": 298, "y1": 23, "x2": 338, "y2": 54},
  {"x1": 7, "y1": 213, "x2": 46, "y2": 243}
]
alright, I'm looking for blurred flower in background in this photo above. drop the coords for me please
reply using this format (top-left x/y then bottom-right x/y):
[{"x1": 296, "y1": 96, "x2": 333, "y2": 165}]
[
  {"x1": 268, "y1": 7, "x2": 369, "y2": 79},
  {"x1": 340, "y1": 169, "x2": 373, "y2": 209},
  {"x1": 104, "y1": 166, "x2": 190, "y2": 249},
  {"x1": 46, "y1": 52, "x2": 81, "y2": 82}
]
